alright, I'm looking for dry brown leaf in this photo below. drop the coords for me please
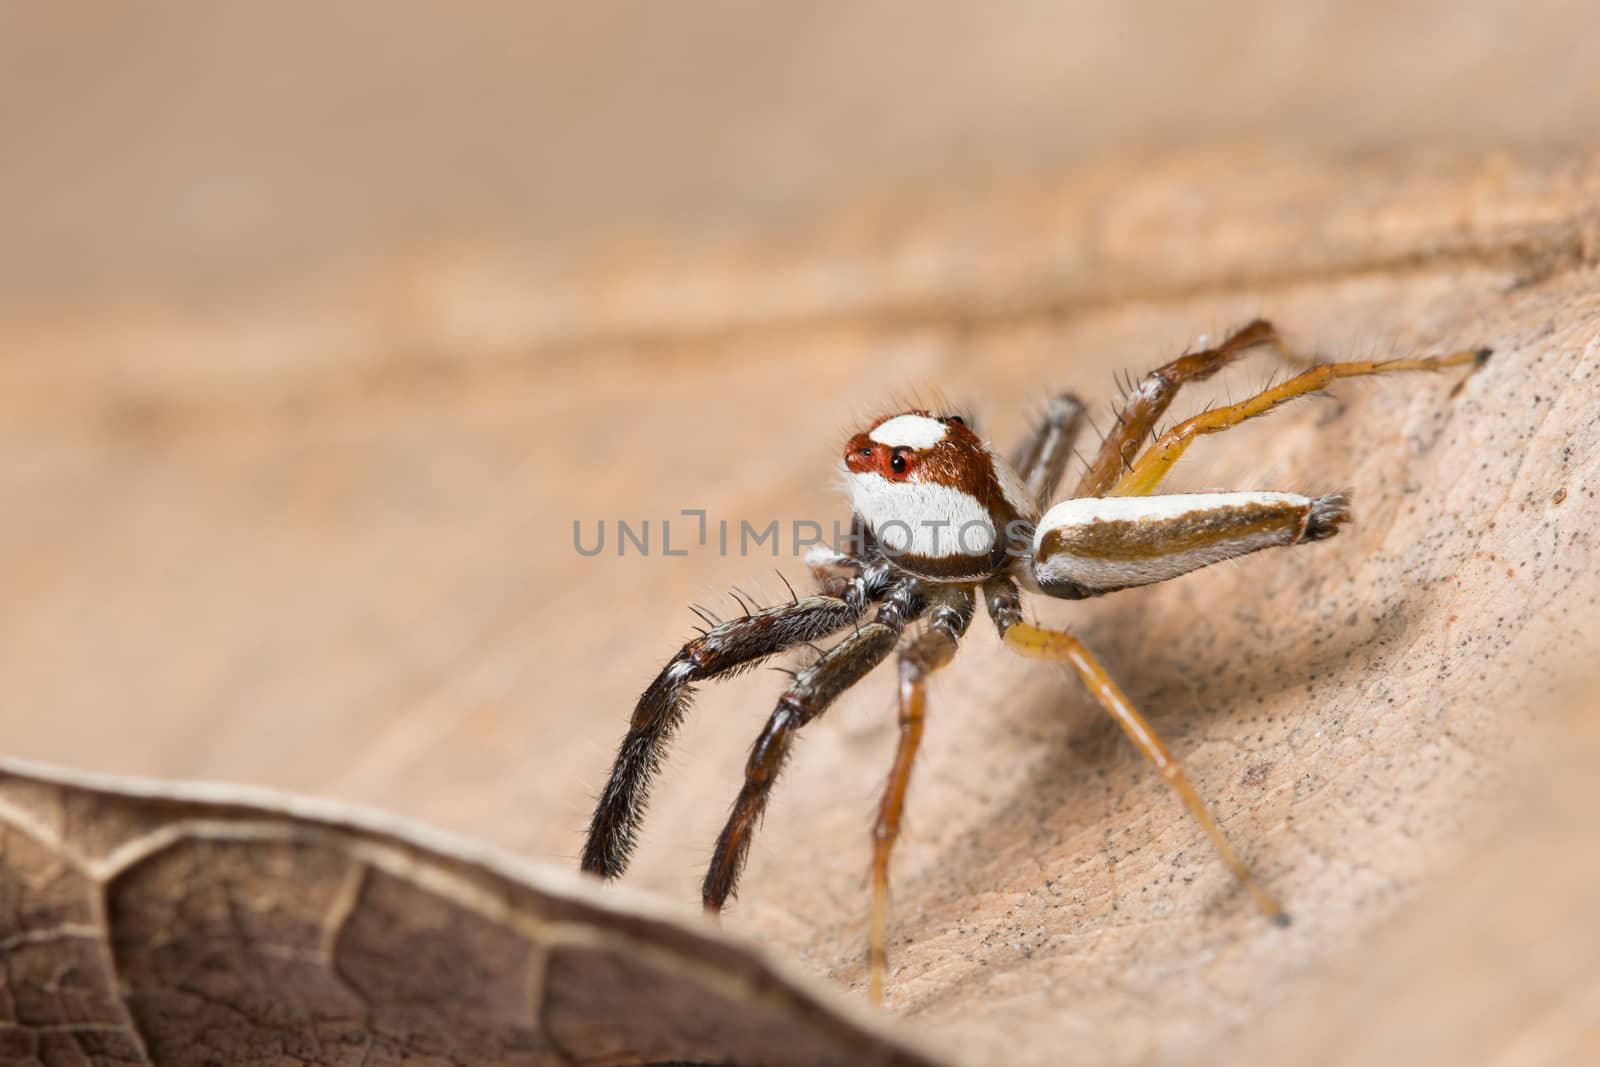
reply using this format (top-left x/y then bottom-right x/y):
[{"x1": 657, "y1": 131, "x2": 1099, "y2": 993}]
[
  {"x1": 0, "y1": 759, "x2": 947, "y2": 1067},
  {"x1": 1230, "y1": 676, "x2": 1600, "y2": 1066}
]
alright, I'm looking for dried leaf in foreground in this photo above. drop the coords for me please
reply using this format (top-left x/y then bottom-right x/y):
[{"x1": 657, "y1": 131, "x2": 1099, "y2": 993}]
[{"x1": 0, "y1": 760, "x2": 946, "y2": 1067}]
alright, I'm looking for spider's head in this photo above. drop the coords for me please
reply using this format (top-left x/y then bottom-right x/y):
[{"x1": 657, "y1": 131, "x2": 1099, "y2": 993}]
[
  {"x1": 843, "y1": 411, "x2": 970, "y2": 481},
  {"x1": 842, "y1": 411, "x2": 1034, "y2": 580}
]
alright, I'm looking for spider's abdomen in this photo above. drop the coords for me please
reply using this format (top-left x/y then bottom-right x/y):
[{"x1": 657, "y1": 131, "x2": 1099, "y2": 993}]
[
  {"x1": 844, "y1": 411, "x2": 1035, "y2": 581},
  {"x1": 1031, "y1": 491, "x2": 1349, "y2": 599}
]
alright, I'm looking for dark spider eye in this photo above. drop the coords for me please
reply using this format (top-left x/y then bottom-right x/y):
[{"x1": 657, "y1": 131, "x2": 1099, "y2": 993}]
[
  {"x1": 889, "y1": 450, "x2": 909, "y2": 474},
  {"x1": 945, "y1": 414, "x2": 966, "y2": 426}
]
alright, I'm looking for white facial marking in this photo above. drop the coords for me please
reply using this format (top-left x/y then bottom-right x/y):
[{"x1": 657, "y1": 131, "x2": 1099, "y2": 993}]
[
  {"x1": 868, "y1": 414, "x2": 949, "y2": 450},
  {"x1": 848, "y1": 472, "x2": 995, "y2": 558}
]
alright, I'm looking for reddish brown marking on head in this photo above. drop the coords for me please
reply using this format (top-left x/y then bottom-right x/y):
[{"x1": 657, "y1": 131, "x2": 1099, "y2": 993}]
[
  {"x1": 845, "y1": 432, "x2": 920, "y2": 481},
  {"x1": 843, "y1": 411, "x2": 986, "y2": 484}
]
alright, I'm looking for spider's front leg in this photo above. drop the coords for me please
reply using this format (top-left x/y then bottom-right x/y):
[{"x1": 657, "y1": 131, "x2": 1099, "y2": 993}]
[
  {"x1": 581, "y1": 557, "x2": 895, "y2": 880},
  {"x1": 702, "y1": 578, "x2": 928, "y2": 912},
  {"x1": 868, "y1": 585, "x2": 976, "y2": 1004},
  {"x1": 984, "y1": 575, "x2": 1288, "y2": 923}
]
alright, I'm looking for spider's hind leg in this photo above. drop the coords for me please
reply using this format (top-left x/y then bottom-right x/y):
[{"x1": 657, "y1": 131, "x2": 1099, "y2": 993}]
[
  {"x1": 581, "y1": 559, "x2": 894, "y2": 880},
  {"x1": 984, "y1": 575, "x2": 1288, "y2": 923},
  {"x1": 702, "y1": 579, "x2": 927, "y2": 912},
  {"x1": 1110, "y1": 344, "x2": 1490, "y2": 497},
  {"x1": 1012, "y1": 393, "x2": 1087, "y2": 509},
  {"x1": 868, "y1": 585, "x2": 976, "y2": 1004},
  {"x1": 1076, "y1": 319, "x2": 1292, "y2": 498}
]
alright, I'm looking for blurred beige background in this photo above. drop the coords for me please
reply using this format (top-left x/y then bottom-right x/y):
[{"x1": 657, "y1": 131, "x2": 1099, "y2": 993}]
[
  {"x1": 3, "y1": 4, "x2": 1599, "y2": 1066},
  {"x1": 4, "y1": 1, "x2": 1600, "y2": 309}
]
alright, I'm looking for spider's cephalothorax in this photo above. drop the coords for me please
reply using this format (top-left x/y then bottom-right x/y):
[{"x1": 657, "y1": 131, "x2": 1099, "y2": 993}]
[
  {"x1": 844, "y1": 411, "x2": 1035, "y2": 580},
  {"x1": 579, "y1": 320, "x2": 1490, "y2": 1004}
]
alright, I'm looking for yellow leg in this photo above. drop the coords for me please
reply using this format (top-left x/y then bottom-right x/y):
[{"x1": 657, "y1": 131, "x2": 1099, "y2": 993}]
[
  {"x1": 1110, "y1": 347, "x2": 1488, "y2": 497},
  {"x1": 1002, "y1": 620, "x2": 1289, "y2": 924},
  {"x1": 1075, "y1": 319, "x2": 1289, "y2": 498},
  {"x1": 868, "y1": 622, "x2": 963, "y2": 1004}
]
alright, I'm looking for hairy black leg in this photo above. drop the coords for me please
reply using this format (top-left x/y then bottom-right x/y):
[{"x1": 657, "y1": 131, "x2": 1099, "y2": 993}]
[
  {"x1": 1075, "y1": 319, "x2": 1286, "y2": 498},
  {"x1": 581, "y1": 558, "x2": 895, "y2": 879},
  {"x1": 867, "y1": 586, "x2": 975, "y2": 1002},
  {"x1": 702, "y1": 578, "x2": 928, "y2": 911},
  {"x1": 1012, "y1": 393, "x2": 1087, "y2": 510}
]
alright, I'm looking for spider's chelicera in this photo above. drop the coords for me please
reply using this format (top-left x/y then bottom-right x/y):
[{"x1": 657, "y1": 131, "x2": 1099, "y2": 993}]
[{"x1": 579, "y1": 319, "x2": 1489, "y2": 1002}]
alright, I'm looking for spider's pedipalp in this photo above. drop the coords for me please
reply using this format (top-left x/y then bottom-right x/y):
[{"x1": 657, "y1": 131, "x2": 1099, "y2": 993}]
[
  {"x1": 805, "y1": 538, "x2": 866, "y2": 595},
  {"x1": 1303, "y1": 492, "x2": 1352, "y2": 541},
  {"x1": 1029, "y1": 490, "x2": 1345, "y2": 600}
]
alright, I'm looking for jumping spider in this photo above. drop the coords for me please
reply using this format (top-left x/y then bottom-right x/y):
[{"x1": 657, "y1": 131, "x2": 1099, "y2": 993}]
[{"x1": 580, "y1": 319, "x2": 1488, "y2": 1002}]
